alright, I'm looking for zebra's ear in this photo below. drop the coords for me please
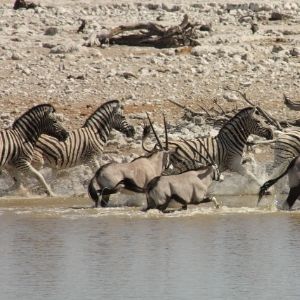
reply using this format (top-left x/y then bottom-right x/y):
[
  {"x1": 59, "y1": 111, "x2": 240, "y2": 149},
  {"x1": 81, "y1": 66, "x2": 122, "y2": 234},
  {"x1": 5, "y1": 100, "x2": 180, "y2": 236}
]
[
  {"x1": 249, "y1": 106, "x2": 258, "y2": 116},
  {"x1": 53, "y1": 113, "x2": 65, "y2": 122},
  {"x1": 113, "y1": 103, "x2": 122, "y2": 114},
  {"x1": 45, "y1": 105, "x2": 55, "y2": 114},
  {"x1": 110, "y1": 100, "x2": 120, "y2": 110}
]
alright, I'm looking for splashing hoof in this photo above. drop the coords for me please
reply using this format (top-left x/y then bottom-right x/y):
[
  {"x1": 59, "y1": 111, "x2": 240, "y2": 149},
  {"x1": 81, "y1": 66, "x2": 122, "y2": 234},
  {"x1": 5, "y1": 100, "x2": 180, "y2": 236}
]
[{"x1": 212, "y1": 197, "x2": 221, "y2": 209}]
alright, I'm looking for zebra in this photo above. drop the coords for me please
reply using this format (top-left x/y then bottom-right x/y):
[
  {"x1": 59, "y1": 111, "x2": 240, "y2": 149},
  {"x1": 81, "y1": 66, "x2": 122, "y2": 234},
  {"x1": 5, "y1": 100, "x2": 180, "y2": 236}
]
[
  {"x1": 261, "y1": 129, "x2": 300, "y2": 194},
  {"x1": 31, "y1": 100, "x2": 135, "y2": 173},
  {"x1": 166, "y1": 106, "x2": 273, "y2": 186},
  {"x1": 273, "y1": 130, "x2": 300, "y2": 168},
  {"x1": 1, "y1": 104, "x2": 68, "y2": 196}
]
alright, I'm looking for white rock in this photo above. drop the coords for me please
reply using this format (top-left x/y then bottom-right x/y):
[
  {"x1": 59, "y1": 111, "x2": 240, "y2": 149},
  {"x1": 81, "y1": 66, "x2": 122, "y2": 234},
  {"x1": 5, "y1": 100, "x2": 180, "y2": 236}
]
[
  {"x1": 290, "y1": 48, "x2": 300, "y2": 57},
  {"x1": 50, "y1": 43, "x2": 80, "y2": 54},
  {"x1": 223, "y1": 91, "x2": 239, "y2": 102},
  {"x1": 11, "y1": 52, "x2": 22, "y2": 60}
]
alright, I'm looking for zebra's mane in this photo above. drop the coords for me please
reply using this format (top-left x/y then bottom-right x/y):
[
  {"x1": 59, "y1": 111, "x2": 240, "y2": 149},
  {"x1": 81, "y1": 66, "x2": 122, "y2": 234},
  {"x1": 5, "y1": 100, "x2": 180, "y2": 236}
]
[
  {"x1": 218, "y1": 106, "x2": 256, "y2": 136},
  {"x1": 83, "y1": 100, "x2": 120, "y2": 128},
  {"x1": 12, "y1": 104, "x2": 55, "y2": 130}
]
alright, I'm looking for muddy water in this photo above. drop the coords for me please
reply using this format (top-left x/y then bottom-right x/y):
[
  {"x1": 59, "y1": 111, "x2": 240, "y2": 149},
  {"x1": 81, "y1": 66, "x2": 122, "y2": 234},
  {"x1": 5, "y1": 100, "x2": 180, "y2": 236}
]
[{"x1": 1, "y1": 196, "x2": 300, "y2": 300}]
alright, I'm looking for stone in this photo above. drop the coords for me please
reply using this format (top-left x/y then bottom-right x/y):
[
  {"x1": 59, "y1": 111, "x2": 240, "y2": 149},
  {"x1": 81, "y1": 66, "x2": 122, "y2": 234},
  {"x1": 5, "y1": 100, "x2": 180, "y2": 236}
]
[
  {"x1": 272, "y1": 45, "x2": 285, "y2": 53},
  {"x1": 223, "y1": 92, "x2": 239, "y2": 102},
  {"x1": 44, "y1": 27, "x2": 58, "y2": 36},
  {"x1": 11, "y1": 52, "x2": 22, "y2": 60},
  {"x1": 290, "y1": 48, "x2": 300, "y2": 57},
  {"x1": 50, "y1": 43, "x2": 80, "y2": 54}
]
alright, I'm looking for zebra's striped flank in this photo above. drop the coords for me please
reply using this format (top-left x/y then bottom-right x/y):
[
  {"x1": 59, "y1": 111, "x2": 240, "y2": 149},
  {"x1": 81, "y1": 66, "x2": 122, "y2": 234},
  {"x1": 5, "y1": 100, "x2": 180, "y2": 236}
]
[
  {"x1": 31, "y1": 100, "x2": 135, "y2": 171},
  {"x1": 167, "y1": 107, "x2": 273, "y2": 174},
  {"x1": 273, "y1": 130, "x2": 300, "y2": 167},
  {"x1": 0, "y1": 104, "x2": 68, "y2": 195}
]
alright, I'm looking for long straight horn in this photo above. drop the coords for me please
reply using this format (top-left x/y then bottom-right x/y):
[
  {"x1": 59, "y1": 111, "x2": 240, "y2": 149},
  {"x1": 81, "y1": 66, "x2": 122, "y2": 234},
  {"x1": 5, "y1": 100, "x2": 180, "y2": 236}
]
[
  {"x1": 180, "y1": 138, "x2": 212, "y2": 166},
  {"x1": 146, "y1": 112, "x2": 163, "y2": 150},
  {"x1": 163, "y1": 114, "x2": 168, "y2": 150},
  {"x1": 142, "y1": 122, "x2": 155, "y2": 153}
]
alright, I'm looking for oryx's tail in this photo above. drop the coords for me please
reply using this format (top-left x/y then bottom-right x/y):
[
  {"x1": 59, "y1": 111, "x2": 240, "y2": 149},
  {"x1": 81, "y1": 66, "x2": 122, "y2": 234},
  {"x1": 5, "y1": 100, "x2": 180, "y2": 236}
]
[{"x1": 258, "y1": 157, "x2": 297, "y2": 204}]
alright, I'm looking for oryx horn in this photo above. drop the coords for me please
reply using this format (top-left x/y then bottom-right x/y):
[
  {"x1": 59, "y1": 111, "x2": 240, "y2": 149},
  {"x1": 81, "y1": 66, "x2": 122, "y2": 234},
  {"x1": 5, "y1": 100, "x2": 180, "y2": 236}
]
[
  {"x1": 163, "y1": 114, "x2": 168, "y2": 150},
  {"x1": 146, "y1": 112, "x2": 163, "y2": 150}
]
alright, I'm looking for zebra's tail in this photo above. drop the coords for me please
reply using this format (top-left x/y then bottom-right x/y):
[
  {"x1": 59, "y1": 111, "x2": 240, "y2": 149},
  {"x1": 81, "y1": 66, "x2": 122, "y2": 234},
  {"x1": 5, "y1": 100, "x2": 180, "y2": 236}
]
[
  {"x1": 88, "y1": 176, "x2": 100, "y2": 207},
  {"x1": 258, "y1": 157, "x2": 298, "y2": 204}
]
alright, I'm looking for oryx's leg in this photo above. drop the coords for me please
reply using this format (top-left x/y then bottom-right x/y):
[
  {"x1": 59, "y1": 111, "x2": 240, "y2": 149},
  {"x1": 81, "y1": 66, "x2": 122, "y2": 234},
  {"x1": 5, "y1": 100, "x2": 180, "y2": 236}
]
[
  {"x1": 142, "y1": 195, "x2": 157, "y2": 212},
  {"x1": 204, "y1": 196, "x2": 220, "y2": 208},
  {"x1": 16, "y1": 161, "x2": 55, "y2": 197},
  {"x1": 172, "y1": 194, "x2": 188, "y2": 210},
  {"x1": 157, "y1": 195, "x2": 173, "y2": 212},
  {"x1": 196, "y1": 196, "x2": 220, "y2": 208},
  {"x1": 281, "y1": 185, "x2": 300, "y2": 210},
  {"x1": 98, "y1": 188, "x2": 118, "y2": 207},
  {"x1": 100, "y1": 194, "x2": 111, "y2": 207},
  {"x1": 157, "y1": 202, "x2": 170, "y2": 212}
]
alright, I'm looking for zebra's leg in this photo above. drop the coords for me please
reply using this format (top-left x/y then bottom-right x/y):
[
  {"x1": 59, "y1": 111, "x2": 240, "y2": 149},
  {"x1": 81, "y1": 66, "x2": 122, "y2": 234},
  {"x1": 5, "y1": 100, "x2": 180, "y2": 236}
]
[
  {"x1": 1, "y1": 166, "x2": 25, "y2": 194},
  {"x1": 90, "y1": 156, "x2": 100, "y2": 171},
  {"x1": 5, "y1": 166, "x2": 21, "y2": 191},
  {"x1": 17, "y1": 162, "x2": 55, "y2": 197},
  {"x1": 229, "y1": 157, "x2": 262, "y2": 187}
]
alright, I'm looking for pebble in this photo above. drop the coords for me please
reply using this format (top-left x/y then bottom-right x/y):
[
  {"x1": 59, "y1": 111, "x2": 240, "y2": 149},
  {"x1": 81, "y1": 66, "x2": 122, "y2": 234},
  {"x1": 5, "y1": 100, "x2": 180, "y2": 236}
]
[
  {"x1": 223, "y1": 92, "x2": 239, "y2": 102},
  {"x1": 44, "y1": 27, "x2": 58, "y2": 36},
  {"x1": 290, "y1": 48, "x2": 300, "y2": 57}
]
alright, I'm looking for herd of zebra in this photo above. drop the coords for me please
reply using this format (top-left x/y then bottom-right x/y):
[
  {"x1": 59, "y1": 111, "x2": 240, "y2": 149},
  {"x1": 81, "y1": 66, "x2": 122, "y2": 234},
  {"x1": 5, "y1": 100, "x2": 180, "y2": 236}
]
[{"x1": 0, "y1": 100, "x2": 300, "y2": 211}]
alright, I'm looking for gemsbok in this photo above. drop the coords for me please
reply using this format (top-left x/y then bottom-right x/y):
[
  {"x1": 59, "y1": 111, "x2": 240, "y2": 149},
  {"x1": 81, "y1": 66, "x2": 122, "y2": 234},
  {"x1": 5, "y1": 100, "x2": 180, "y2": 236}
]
[
  {"x1": 144, "y1": 140, "x2": 223, "y2": 212},
  {"x1": 88, "y1": 114, "x2": 170, "y2": 207}
]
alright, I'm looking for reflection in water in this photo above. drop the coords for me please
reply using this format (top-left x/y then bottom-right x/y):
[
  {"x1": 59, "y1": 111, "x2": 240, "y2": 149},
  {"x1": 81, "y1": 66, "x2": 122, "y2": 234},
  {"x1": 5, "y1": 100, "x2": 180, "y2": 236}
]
[{"x1": 1, "y1": 196, "x2": 300, "y2": 299}]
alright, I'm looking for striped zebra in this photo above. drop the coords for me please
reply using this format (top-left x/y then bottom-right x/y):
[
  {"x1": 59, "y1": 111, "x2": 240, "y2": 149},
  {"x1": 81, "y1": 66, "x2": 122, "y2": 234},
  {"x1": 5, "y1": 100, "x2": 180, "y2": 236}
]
[
  {"x1": 1, "y1": 104, "x2": 68, "y2": 196},
  {"x1": 273, "y1": 130, "x2": 300, "y2": 168},
  {"x1": 263, "y1": 129, "x2": 300, "y2": 193},
  {"x1": 31, "y1": 100, "x2": 135, "y2": 172},
  {"x1": 166, "y1": 107, "x2": 273, "y2": 185}
]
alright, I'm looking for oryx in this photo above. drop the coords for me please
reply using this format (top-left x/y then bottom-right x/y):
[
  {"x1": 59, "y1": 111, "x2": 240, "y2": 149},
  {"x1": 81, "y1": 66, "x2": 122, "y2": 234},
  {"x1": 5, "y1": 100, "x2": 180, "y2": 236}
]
[
  {"x1": 88, "y1": 114, "x2": 170, "y2": 207},
  {"x1": 144, "y1": 139, "x2": 223, "y2": 212}
]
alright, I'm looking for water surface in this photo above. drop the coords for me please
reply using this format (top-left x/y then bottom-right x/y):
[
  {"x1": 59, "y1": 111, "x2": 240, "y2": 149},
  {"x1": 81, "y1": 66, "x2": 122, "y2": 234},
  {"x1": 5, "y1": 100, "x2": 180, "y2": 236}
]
[{"x1": 1, "y1": 196, "x2": 300, "y2": 300}]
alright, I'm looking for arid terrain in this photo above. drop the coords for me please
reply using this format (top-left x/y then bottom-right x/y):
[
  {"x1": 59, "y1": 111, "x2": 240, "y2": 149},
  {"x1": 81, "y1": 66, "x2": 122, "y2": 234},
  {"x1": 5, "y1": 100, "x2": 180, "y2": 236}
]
[{"x1": 0, "y1": 0, "x2": 299, "y2": 195}]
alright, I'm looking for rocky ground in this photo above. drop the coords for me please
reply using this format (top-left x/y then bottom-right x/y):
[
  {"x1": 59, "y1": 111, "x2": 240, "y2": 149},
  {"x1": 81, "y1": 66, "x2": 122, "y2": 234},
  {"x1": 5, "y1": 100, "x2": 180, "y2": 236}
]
[{"x1": 0, "y1": 0, "x2": 299, "y2": 196}]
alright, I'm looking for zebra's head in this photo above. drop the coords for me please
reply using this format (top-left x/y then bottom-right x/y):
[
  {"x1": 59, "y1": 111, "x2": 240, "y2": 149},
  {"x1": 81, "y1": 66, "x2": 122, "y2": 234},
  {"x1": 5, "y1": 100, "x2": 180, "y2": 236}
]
[
  {"x1": 43, "y1": 110, "x2": 69, "y2": 142},
  {"x1": 248, "y1": 107, "x2": 273, "y2": 140},
  {"x1": 13, "y1": 104, "x2": 69, "y2": 143},
  {"x1": 112, "y1": 114, "x2": 135, "y2": 138},
  {"x1": 83, "y1": 100, "x2": 135, "y2": 138}
]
